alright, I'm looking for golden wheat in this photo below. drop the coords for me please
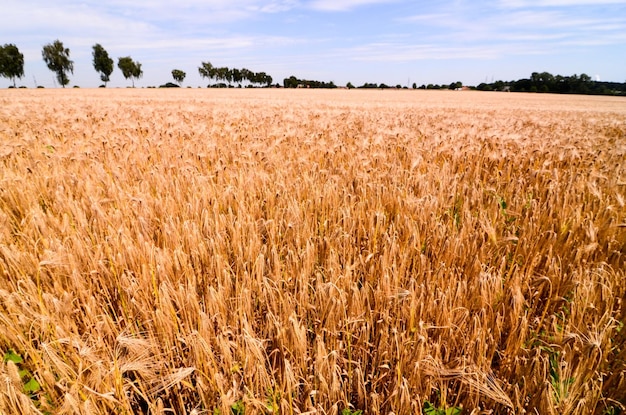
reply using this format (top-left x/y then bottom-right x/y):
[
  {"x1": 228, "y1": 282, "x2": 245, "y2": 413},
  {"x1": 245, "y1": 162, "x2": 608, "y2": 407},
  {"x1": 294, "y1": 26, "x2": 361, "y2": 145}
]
[{"x1": 0, "y1": 88, "x2": 624, "y2": 414}]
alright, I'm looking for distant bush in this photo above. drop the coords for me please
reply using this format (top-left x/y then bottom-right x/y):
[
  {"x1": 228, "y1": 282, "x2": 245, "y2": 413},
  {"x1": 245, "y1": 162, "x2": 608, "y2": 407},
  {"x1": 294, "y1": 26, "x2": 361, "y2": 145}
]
[
  {"x1": 159, "y1": 82, "x2": 180, "y2": 88},
  {"x1": 283, "y1": 75, "x2": 337, "y2": 89},
  {"x1": 358, "y1": 83, "x2": 378, "y2": 89}
]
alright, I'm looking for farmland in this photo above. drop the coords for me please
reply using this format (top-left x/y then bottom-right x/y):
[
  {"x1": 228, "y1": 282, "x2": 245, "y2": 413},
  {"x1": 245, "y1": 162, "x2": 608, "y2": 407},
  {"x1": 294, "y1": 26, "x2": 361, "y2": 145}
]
[{"x1": 1, "y1": 88, "x2": 625, "y2": 414}]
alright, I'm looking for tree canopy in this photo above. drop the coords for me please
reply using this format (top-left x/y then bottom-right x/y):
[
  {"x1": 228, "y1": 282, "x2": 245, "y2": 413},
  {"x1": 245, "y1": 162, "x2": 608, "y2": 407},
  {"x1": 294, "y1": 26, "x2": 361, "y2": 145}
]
[
  {"x1": 42, "y1": 40, "x2": 73, "y2": 88},
  {"x1": 476, "y1": 72, "x2": 624, "y2": 95},
  {"x1": 172, "y1": 69, "x2": 186, "y2": 86},
  {"x1": 283, "y1": 76, "x2": 335, "y2": 89},
  {"x1": 92, "y1": 44, "x2": 114, "y2": 86},
  {"x1": 198, "y1": 61, "x2": 215, "y2": 82},
  {"x1": 0, "y1": 44, "x2": 25, "y2": 87},
  {"x1": 199, "y1": 61, "x2": 273, "y2": 88},
  {"x1": 117, "y1": 56, "x2": 142, "y2": 87}
]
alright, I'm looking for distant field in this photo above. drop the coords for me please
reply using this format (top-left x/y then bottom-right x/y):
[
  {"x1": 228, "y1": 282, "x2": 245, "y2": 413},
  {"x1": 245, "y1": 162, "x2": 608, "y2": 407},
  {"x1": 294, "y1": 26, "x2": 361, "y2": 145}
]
[{"x1": 1, "y1": 89, "x2": 625, "y2": 414}]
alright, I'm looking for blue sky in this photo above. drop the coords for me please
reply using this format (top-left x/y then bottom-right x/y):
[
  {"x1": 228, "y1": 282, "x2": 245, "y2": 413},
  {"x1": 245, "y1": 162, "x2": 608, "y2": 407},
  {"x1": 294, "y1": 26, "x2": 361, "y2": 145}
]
[{"x1": 2, "y1": 0, "x2": 625, "y2": 88}]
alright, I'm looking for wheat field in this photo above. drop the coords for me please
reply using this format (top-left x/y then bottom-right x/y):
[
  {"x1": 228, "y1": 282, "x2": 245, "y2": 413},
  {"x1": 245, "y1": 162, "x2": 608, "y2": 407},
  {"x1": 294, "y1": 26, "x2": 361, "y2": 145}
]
[{"x1": 0, "y1": 89, "x2": 625, "y2": 414}]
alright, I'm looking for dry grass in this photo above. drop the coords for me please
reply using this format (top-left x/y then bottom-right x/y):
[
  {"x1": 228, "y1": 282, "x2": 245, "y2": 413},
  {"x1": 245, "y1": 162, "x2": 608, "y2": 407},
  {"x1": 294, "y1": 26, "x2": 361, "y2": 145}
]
[{"x1": 0, "y1": 88, "x2": 625, "y2": 414}]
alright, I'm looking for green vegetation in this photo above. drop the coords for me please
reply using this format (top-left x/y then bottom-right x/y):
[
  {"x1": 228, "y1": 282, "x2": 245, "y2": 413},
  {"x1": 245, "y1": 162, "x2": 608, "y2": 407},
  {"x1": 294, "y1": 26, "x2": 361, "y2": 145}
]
[
  {"x1": 423, "y1": 401, "x2": 462, "y2": 415},
  {"x1": 117, "y1": 56, "x2": 143, "y2": 87},
  {"x1": 3, "y1": 350, "x2": 50, "y2": 412},
  {"x1": 230, "y1": 400, "x2": 245, "y2": 414},
  {"x1": 477, "y1": 71, "x2": 626, "y2": 96},
  {"x1": 199, "y1": 61, "x2": 273, "y2": 87},
  {"x1": 159, "y1": 82, "x2": 180, "y2": 88},
  {"x1": 92, "y1": 43, "x2": 114, "y2": 87},
  {"x1": 0, "y1": 43, "x2": 24, "y2": 87},
  {"x1": 3, "y1": 350, "x2": 41, "y2": 395},
  {"x1": 283, "y1": 75, "x2": 337, "y2": 88},
  {"x1": 172, "y1": 69, "x2": 186, "y2": 86},
  {"x1": 41, "y1": 40, "x2": 73, "y2": 88},
  {"x1": 341, "y1": 408, "x2": 364, "y2": 415}
]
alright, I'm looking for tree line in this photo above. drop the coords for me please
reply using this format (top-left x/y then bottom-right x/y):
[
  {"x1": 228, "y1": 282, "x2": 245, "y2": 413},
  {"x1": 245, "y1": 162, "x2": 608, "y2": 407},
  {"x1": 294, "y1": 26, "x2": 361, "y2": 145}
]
[
  {"x1": 477, "y1": 72, "x2": 626, "y2": 96},
  {"x1": 197, "y1": 62, "x2": 273, "y2": 88},
  {"x1": 283, "y1": 76, "x2": 337, "y2": 89},
  {"x1": 0, "y1": 40, "x2": 275, "y2": 88},
  {"x1": 281, "y1": 77, "x2": 465, "y2": 90},
  {"x1": 0, "y1": 40, "x2": 144, "y2": 88},
  {"x1": 2, "y1": 41, "x2": 625, "y2": 95}
]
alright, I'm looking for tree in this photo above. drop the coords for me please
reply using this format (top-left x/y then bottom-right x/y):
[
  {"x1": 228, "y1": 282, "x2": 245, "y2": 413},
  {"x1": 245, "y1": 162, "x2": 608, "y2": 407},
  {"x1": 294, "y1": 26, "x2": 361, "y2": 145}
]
[
  {"x1": 0, "y1": 44, "x2": 25, "y2": 87},
  {"x1": 240, "y1": 68, "x2": 252, "y2": 86},
  {"x1": 198, "y1": 61, "x2": 216, "y2": 86},
  {"x1": 232, "y1": 68, "x2": 242, "y2": 87},
  {"x1": 224, "y1": 67, "x2": 233, "y2": 86},
  {"x1": 284, "y1": 76, "x2": 298, "y2": 88},
  {"x1": 92, "y1": 44, "x2": 114, "y2": 86},
  {"x1": 42, "y1": 40, "x2": 73, "y2": 88},
  {"x1": 215, "y1": 67, "x2": 231, "y2": 86},
  {"x1": 172, "y1": 69, "x2": 186, "y2": 86},
  {"x1": 256, "y1": 72, "x2": 272, "y2": 87},
  {"x1": 117, "y1": 56, "x2": 142, "y2": 87}
]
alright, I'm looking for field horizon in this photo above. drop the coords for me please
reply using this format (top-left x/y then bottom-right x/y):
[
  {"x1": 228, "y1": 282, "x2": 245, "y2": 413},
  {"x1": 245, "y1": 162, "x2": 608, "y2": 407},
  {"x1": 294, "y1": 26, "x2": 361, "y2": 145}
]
[{"x1": 1, "y1": 89, "x2": 625, "y2": 414}]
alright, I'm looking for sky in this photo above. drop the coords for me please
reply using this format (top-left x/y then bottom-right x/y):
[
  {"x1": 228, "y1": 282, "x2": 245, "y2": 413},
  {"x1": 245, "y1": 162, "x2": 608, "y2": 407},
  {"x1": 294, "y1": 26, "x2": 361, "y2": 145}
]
[{"x1": 2, "y1": 0, "x2": 626, "y2": 88}]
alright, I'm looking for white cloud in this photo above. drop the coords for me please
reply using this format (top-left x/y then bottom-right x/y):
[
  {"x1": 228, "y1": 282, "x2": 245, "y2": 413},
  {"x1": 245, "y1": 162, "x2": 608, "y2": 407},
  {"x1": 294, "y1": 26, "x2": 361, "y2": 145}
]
[
  {"x1": 3, "y1": 0, "x2": 299, "y2": 35},
  {"x1": 249, "y1": 1, "x2": 300, "y2": 13},
  {"x1": 396, "y1": 4, "x2": 626, "y2": 52},
  {"x1": 343, "y1": 43, "x2": 501, "y2": 62},
  {"x1": 499, "y1": 0, "x2": 626, "y2": 7},
  {"x1": 307, "y1": 0, "x2": 399, "y2": 12},
  {"x1": 398, "y1": 13, "x2": 452, "y2": 23},
  {"x1": 95, "y1": 0, "x2": 297, "y2": 11}
]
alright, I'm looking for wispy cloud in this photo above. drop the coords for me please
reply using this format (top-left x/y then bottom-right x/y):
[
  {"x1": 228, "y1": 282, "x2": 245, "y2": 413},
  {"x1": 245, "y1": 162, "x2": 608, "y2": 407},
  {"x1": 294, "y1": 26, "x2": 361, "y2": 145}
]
[
  {"x1": 395, "y1": 4, "x2": 626, "y2": 55},
  {"x1": 248, "y1": 1, "x2": 300, "y2": 13},
  {"x1": 397, "y1": 13, "x2": 451, "y2": 23},
  {"x1": 499, "y1": 0, "x2": 626, "y2": 7},
  {"x1": 341, "y1": 41, "x2": 553, "y2": 63},
  {"x1": 307, "y1": 0, "x2": 399, "y2": 12}
]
